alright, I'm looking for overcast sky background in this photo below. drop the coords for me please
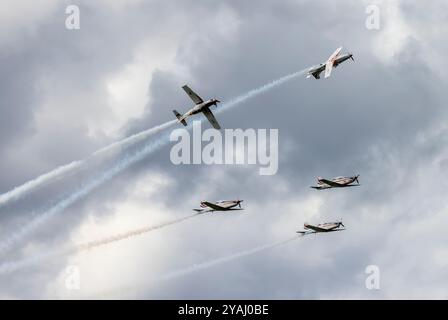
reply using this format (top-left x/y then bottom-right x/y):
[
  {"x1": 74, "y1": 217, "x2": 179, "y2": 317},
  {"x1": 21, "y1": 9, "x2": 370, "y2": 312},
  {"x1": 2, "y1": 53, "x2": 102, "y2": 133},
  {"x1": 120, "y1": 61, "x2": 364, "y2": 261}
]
[{"x1": 0, "y1": 0, "x2": 448, "y2": 299}]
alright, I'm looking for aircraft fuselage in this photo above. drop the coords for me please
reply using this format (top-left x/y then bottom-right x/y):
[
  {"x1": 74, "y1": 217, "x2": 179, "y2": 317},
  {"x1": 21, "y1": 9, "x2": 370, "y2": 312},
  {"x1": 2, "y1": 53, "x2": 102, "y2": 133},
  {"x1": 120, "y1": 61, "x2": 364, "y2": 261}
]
[
  {"x1": 200, "y1": 199, "x2": 242, "y2": 210},
  {"x1": 304, "y1": 222, "x2": 343, "y2": 232},
  {"x1": 182, "y1": 99, "x2": 220, "y2": 119},
  {"x1": 333, "y1": 53, "x2": 353, "y2": 67},
  {"x1": 317, "y1": 176, "x2": 357, "y2": 186},
  {"x1": 308, "y1": 53, "x2": 353, "y2": 78}
]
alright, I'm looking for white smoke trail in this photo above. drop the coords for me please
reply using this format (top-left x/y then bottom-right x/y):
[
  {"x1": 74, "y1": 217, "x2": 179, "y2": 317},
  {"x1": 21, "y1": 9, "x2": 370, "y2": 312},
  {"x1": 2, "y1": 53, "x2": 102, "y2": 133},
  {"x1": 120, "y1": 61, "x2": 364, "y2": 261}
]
[
  {"x1": 0, "y1": 69, "x2": 306, "y2": 254},
  {"x1": 91, "y1": 120, "x2": 177, "y2": 157},
  {"x1": 0, "y1": 213, "x2": 200, "y2": 275},
  {"x1": 0, "y1": 120, "x2": 176, "y2": 208},
  {"x1": 0, "y1": 161, "x2": 83, "y2": 208},
  {"x1": 74, "y1": 213, "x2": 198, "y2": 252},
  {"x1": 94, "y1": 235, "x2": 301, "y2": 299},
  {"x1": 159, "y1": 235, "x2": 299, "y2": 282},
  {"x1": 0, "y1": 68, "x2": 305, "y2": 208},
  {"x1": 217, "y1": 69, "x2": 306, "y2": 113},
  {"x1": 0, "y1": 131, "x2": 172, "y2": 255}
]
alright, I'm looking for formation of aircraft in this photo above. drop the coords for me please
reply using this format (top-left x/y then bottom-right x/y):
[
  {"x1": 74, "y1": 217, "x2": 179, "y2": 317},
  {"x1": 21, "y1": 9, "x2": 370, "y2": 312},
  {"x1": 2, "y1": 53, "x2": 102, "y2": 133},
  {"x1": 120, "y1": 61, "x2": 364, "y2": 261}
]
[
  {"x1": 193, "y1": 199, "x2": 244, "y2": 213},
  {"x1": 296, "y1": 221, "x2": 345, "y2": 236},
  {"x1": 310, "y1": 175, "x2": 360, "y2": 190},
  {"x1": 176, "y1": 47, "x2": 360, "y2": 240},
  {"x1": 306, "y1": 47, "x2": 354, "y2": 79},
  {"x1": 173, "y1": 85, "x2": 222, "y2": 129}
]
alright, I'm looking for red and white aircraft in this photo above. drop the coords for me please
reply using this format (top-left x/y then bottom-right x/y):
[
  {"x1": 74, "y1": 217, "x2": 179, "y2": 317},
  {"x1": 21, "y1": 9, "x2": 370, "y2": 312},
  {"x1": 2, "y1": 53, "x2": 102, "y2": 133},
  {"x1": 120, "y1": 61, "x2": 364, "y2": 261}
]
[
  {"x1": 193, "y1": 200, "x2": 244, "y2": 213},
  {"x1": 297, "y1": 221, "x2": 345, "y2": 236},
  {"x1": 311, "y1": 175, "x2": 360, "y2": 190},
  {"x1": 306, "y1": 47, "x2": 354, "y2": 79}
]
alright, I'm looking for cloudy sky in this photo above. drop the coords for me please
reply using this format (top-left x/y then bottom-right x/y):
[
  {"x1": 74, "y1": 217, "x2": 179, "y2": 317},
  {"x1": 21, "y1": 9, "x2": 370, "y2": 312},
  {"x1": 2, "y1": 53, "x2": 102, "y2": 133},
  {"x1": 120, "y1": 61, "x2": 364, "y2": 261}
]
[{"x1": 0, "y1": 0, "x2": 448, "y2": 299}]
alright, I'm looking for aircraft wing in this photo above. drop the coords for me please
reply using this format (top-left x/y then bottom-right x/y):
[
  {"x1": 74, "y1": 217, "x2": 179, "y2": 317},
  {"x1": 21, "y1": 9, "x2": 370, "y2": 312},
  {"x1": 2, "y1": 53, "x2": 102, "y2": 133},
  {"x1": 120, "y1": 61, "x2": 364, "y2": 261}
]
[
  {"x1": 324, "y1": 47, "x2": 342, "y2": 78},
  {"x1": 305, "y1": 225, "x2": 329, "y2": 233},
  {"x1": 328, "y1": 47, "x2": 342, "y2": 61},
  {"x1": 193, "y1": 208, "x2": 211, "y2": 214},
  {"x1": 329, "y1": 228, "x2": 345, "y2": 232},
  {"x1": 318, "y1": 179, "x2": 345, "y2": 188},
  {"x1": 182, "y1": 85, "x2": 204, "y2": 104},
  {"x1": 202, "y1": 107, "x2": 221, "y2": 129},
  {"x1": 202, "y1": 201, "x2": 227, "y2": 211},
  {"x1": 324, "y1": 61, "x2": 334, "y2": 78},
  {"x1": 310, "y1": 185, "x2": 331, "y2": 190},
  {"x1": 297, "y1": 229, "x2": 345, "y2": 236}
]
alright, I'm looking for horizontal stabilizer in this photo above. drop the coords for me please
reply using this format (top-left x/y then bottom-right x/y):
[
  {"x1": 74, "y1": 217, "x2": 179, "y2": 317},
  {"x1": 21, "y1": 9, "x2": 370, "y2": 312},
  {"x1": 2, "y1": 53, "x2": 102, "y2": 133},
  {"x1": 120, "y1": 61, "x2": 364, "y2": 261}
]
[{"x1": 173, "y1": 110, "x2": 187, "y2": 126}]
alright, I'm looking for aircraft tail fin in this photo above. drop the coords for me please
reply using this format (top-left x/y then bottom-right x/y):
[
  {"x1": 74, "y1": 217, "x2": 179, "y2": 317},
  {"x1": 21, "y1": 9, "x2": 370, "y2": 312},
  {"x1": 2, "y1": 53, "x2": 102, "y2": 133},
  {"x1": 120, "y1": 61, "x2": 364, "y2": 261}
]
[
  {"x1": 173, "y1": 110, "x2": 187, "y2": 126},
  {"x1": 307, "y1": 72, "x2": 320, "y2": 79}
]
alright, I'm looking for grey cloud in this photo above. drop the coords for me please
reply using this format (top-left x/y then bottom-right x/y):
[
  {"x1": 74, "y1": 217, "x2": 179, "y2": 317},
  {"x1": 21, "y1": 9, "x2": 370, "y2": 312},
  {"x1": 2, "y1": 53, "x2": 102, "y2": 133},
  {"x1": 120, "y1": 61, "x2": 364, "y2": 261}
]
[{"x1": 0, "y1": 0, "x2": 447, "y2": 299}]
